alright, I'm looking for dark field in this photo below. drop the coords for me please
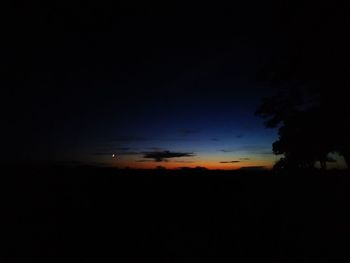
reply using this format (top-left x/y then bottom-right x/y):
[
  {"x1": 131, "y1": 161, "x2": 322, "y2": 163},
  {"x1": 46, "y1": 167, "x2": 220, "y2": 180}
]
[{"x1": 2, "y1": 166, "x2": 350, "y2": 262}]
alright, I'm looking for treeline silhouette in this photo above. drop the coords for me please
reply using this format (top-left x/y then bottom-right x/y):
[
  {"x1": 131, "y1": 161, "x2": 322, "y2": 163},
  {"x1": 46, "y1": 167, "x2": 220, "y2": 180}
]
[{"x1": 256, "y1": 2, "x2": 349, "y2": 171}]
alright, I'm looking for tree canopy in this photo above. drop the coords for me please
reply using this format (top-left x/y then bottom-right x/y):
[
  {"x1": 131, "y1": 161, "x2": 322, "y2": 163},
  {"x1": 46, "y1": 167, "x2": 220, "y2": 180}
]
[{"x1": 256, "y1": 2, "x2": 349, "y2": 170}]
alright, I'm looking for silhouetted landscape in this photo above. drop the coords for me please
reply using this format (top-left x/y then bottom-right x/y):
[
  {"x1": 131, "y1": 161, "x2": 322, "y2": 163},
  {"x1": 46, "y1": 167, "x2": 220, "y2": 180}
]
[
  {"x1": 2, "y1": 1, "x2": 350, "y2": 262},
  {"x1": 2, "y1": 165, "x2": 350, "y2": 262}
]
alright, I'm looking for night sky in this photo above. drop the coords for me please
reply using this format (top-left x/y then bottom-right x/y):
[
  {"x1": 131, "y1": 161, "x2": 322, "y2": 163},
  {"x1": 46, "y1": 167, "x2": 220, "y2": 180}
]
[{"x1": 3, "y1": 2, "x2": 289, "y2": 169}]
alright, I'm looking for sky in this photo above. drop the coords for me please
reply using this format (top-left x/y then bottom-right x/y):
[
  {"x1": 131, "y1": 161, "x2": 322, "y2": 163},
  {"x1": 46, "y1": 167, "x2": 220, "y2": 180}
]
[{"x1": 3, "y1": 2, "x2": 289, "y2": 169}]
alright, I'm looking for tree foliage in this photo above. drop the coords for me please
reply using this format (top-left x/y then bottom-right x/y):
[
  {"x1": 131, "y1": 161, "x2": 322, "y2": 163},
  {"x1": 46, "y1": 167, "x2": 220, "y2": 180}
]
[{"x1": 255, "y1": 2, "x2": 349, "y2": 170}]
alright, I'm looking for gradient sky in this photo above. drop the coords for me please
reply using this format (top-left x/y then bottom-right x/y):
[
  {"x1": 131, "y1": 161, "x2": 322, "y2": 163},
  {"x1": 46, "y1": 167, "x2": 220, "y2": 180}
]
[
  {"x1": 86, "y1": 86, "x2": 279, "y2": 169},
  {"x1": 4, "y1": 2, "x2": 291, "y2": 169}
]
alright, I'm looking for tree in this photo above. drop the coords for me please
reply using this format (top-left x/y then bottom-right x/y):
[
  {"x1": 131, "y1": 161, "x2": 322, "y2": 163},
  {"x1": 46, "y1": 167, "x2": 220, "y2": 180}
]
[
  {"x1": 256, "y1": 2, "x2": 349, "y2": 170},
  {"x1": 257, "y1": 93, "x2": 332, "y2": 170}
]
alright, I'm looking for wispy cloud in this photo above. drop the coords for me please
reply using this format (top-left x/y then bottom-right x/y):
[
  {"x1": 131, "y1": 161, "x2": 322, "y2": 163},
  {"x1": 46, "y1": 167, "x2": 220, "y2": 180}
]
[
  {"x1": 220, "y1": 161, "x2": 241, "y2": 163},
  {"x1": 219, "y1": 149, "x2": 235, "y2": 153},
  {"x1": 142, "y1": 151, "x2": 195, "y2": 162}
]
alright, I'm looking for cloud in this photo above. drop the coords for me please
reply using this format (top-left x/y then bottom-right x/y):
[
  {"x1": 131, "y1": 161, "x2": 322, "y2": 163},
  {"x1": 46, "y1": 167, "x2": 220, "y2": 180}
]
[
  {"x1": 219, "y1": 149, "x2": 235, "y2": 153},
  {"x1": 220, "y1": 161, "x2": 241, "y2": 163},
  {"x1": 135, "y1": 160, "x2": 153, "y2": 163},
  {"x1": 142, "y1": 151, "x2": 195, "y2": 162},
  {"x1": 239, "y1": 158, "x2": 251, "y2": 161},
  {"x1": 211, "y1": 138, "x2": 220, "y2": 141},
  {"x1": 236, "y1": 134, "x2": 244, "y2": 138}
]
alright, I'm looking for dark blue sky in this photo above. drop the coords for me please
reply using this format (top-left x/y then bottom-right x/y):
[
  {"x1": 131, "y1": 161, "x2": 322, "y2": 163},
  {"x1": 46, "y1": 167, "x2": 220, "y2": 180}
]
[{"x1": 3, "y1": 2, "x2": 286, "y2": 168}]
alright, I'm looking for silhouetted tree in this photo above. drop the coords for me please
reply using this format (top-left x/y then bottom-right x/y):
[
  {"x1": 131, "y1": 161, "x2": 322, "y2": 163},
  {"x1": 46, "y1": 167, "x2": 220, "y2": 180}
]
[
  {"x1": 275, "y1": 108, "x2": 333, "y2": 169},
  {"x1": 256, "y1": 88, "x2": 329, "y2": 170},
  {"x1": 256, "y1": 2, "x2": 349, "y2": 170}
]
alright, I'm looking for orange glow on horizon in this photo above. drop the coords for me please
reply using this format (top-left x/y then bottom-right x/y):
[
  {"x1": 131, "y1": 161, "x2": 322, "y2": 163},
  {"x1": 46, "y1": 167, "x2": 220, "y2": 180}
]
[{"x1": 111, "y1": 159, "x2": 273, "y2": 170}]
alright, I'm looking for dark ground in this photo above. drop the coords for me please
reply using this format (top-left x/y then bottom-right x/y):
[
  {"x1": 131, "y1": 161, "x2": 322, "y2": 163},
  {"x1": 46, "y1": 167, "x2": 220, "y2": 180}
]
[{"x1": 1, "y1": 166, "x2": 350, "y2": 262}]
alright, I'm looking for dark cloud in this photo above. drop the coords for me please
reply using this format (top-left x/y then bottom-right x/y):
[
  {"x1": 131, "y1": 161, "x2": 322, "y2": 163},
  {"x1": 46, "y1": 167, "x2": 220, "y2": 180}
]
[
  {"x1": 219, "y1": 149, "x2": 234, "y2": 153},
  {"x1": 239, "y1": 166, "x2": 267, "y2": 171},
  {"x1": 174, "y1": 160, "x2": 195, "y2": 163},
  {"x1": 142, "y1": 151, "x2": 195, "y2": 162},
  {"x1": 220, "y1": 161, "x2": 241, "y2": 163},
  {"x1": 135, "y1": 160, "x2": 153, "y2": 163}
]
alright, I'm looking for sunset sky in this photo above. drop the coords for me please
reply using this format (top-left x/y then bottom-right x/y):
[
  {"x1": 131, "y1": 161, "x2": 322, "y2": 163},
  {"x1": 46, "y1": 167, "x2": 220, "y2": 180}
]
[
  {"x1": 4, "y1": 3, "x2": 292, "y2": 169},
  {"x1": 86, "y1": 87, "x2": 279, "y2": 169}
]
